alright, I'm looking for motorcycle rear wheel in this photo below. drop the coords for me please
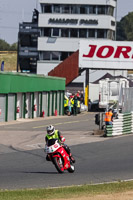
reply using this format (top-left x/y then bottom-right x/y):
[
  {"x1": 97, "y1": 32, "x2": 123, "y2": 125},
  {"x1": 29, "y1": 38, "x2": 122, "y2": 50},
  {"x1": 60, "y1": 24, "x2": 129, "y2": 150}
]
[{"x1": 52, "y1": 156, "x2": 64, "y2": 173}]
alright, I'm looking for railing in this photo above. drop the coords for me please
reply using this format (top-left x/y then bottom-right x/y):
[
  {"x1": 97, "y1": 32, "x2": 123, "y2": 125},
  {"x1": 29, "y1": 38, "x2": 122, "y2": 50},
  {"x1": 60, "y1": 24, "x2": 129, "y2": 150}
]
[{"x1": 121, "y1": 88, "x2": 133, "y2": 113}]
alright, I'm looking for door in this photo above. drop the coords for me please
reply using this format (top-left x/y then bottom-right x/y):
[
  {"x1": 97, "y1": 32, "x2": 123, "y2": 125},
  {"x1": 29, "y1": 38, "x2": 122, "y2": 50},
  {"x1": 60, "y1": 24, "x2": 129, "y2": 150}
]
[
  {"x1": 0, "y1": 94, "x2": 6, "y2": 122},
  {"x1": 42, "y1": 92, "x2": 48, "y2": 117},
  {"x1": 8, "y1": 94, "x2": 15, "y2": 121}
]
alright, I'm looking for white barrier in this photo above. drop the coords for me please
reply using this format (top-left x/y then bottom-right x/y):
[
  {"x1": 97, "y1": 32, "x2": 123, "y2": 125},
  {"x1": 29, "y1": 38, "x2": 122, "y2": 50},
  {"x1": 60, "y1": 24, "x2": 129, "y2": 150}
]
[{"x1": 105, "y1": 112, "x2": 133, "y2": 137}]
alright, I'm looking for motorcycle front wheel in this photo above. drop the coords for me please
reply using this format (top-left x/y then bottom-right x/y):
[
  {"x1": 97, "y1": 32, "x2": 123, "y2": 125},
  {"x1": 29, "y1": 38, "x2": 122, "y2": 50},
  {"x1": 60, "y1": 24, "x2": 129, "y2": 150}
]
[
  {"x1": 52, "y1": 156, "x2": 64, "y2": 173},
  {"x1": 67, "y1": 163, "x2": 75, "y2": 173}
]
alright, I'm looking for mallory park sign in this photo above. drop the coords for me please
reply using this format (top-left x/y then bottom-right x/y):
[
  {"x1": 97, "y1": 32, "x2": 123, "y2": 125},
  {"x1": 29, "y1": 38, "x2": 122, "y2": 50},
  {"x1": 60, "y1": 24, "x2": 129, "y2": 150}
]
[
  {"x1": 48, "y1": 18, "x2": 98, "y2": 25},
  {"x1": 79, "y1": 40, "x2": 133, "y2": 70}
]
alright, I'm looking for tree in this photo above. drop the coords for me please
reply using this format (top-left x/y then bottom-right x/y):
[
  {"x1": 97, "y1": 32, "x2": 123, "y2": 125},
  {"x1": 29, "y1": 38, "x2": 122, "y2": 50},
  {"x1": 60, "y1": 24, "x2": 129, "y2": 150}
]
[
  {"x1": 116, "y1": 21, "x2": 127, "y2": 41},
  {"x1": 0, "y1": 39, "x2": 17, "y2": 51},
  {"x1": 10, "y1": 43, "x2": 17, "y2": 51},
  {"x1": 0, "y1": 39, "x2": 10, "y2": 51},
  {"x1": 116, "y1": 12, "x2": 133, "y2": 41}
]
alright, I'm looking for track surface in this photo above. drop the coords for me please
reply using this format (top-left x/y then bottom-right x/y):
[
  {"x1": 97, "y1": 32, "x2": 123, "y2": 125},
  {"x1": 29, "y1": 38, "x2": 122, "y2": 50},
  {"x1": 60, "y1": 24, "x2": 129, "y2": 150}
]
[{"x1": 0, "y1": 113, "x2": 133, "y2": 190}]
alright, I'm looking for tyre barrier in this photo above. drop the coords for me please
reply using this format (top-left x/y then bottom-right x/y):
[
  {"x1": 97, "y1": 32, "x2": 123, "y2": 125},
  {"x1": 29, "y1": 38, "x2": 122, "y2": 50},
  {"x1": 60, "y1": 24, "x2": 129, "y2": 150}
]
[{"x1": 105, "y1": 112, "x2": 133, "y2": 137}]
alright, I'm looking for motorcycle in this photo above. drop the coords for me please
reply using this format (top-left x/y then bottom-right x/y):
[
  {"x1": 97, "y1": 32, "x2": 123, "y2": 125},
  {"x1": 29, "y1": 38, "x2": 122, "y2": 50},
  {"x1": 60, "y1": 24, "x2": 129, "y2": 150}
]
[{"x1": 45, "y1": 139, "x2": 75, "y2": 173}]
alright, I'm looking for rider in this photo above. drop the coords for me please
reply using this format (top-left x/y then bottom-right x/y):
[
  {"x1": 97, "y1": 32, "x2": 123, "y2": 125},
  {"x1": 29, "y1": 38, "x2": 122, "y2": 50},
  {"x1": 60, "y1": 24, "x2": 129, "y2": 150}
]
[{"x1": 45, "y1": 125, "x2": 75, "y2": 163}]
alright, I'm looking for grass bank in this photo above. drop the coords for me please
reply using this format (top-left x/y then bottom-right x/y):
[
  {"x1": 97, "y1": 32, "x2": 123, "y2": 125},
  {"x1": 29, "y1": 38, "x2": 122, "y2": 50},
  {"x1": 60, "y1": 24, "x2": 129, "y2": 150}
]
[
  {"x1": 0, "y1": 51, "x2": 17, "y2": 71},
  {"x1": 0, "y1": 181, "x2": 133, "y2": 200}
]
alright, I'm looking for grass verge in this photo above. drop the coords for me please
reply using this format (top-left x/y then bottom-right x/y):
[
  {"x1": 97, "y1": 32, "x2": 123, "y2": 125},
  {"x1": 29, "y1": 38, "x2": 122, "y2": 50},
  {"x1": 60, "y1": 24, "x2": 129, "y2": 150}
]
[
  {"x1": 0, "y1": 181, "x2": 133, "y2": 200},
  {"x1": 0, "y1": 52, "x2": 17, "y2": 71}
]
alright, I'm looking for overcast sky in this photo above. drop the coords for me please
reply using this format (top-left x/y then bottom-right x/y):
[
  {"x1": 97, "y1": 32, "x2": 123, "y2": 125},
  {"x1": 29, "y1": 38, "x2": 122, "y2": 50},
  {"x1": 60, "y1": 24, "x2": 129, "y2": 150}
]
[{"x1": 0, "y1": 0, "x2": 133, "y2": 44}]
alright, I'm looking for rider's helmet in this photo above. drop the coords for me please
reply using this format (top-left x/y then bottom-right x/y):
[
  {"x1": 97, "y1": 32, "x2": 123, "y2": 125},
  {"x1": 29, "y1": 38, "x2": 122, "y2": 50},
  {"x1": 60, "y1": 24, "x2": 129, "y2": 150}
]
[{"x1": 46, "y1": 125, "x2": 55, "y2": 136}]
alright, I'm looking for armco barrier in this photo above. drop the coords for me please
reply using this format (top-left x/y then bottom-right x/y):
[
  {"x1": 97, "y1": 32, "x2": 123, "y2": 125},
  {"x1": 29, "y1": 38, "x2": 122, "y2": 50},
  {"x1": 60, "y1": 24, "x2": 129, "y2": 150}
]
[{"x1": 105, "y1": 112, "x2": 133, "y2": 137}]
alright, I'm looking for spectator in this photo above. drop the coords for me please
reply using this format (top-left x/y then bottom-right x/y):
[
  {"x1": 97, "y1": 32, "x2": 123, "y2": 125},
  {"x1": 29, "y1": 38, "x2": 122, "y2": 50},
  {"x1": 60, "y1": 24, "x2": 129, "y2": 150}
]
[
  {"x1": 88, "y1": 99, "x2": 92, "y2": 111},
  {"x1": 68, "y1": 97, "x2": 72, "y2": 116},
  {"x1": 80, "y1": 91, "x2": 84, "y2": 104},
  {"x1": 64, "y1": 96, "x2": 68, "y2": 115},
  {"x1": 73, "y1": 95, "x2": 78, "y2": 116}
]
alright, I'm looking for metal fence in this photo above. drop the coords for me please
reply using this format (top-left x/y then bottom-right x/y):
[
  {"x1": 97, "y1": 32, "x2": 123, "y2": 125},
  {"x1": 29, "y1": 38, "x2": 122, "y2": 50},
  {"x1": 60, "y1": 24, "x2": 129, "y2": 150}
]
[{"x1": 121, "y1": 88, "x2": 133, "y2": 113}]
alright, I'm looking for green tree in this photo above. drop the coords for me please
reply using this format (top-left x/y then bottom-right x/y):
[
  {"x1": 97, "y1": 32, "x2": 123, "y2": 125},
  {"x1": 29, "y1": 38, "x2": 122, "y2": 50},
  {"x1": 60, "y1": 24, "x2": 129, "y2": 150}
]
[
  {"x1": 116, "y1": 12, "x2": 133, "y2": 41},
  {"x1": 10, "y1": 42, "x2": 17, "y2": 51},
  {"x1": 0, "y1": 39, "x2": 10, "y2": 50},
  {"x1": 0, "y1": 39, "x2": 17, "y2": 51}
]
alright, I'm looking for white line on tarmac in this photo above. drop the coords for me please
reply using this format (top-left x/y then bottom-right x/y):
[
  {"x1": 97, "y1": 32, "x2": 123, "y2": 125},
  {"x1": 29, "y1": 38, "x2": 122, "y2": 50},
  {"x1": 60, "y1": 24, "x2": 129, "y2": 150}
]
[{"x1": 33, "y1": 119, "x2": 90, "y2": 129}]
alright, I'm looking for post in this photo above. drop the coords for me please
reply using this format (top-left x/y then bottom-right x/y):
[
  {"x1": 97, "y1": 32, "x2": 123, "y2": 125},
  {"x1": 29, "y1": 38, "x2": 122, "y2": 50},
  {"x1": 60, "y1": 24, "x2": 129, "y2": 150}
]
[
  {"x1": 85, "y1": 68, "x2": 89, "y2": 107},
  {"x1": 99, "y1": 112, "x2": 103, "y2": 130}
]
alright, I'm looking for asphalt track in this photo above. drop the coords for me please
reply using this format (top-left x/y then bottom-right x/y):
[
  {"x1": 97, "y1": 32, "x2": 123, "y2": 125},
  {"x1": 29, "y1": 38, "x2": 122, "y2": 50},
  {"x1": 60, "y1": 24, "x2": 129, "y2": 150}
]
[{"x1": 0, "y1": 112, "x2": 133, "y2": 190}]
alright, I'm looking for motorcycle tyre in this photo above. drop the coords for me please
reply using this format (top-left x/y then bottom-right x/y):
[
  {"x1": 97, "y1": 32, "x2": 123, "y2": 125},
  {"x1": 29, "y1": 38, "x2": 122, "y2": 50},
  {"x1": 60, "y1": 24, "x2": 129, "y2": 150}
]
[
  {"x1": 52, "y1": 156, "x2": 64, "y2": 173},
  {"x1": 67, "y1": 162, "x2": 75, "y2": 173}
]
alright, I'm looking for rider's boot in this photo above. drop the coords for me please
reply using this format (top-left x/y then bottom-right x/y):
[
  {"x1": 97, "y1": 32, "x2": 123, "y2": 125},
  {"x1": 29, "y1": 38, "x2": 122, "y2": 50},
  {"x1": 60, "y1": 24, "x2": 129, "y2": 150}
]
[
  {"x1": 46, "y1": 155, "x2": 51, "y2": 161},
  {"x1": 69, "y1": 153, "x2": 75, "y2": 163}
]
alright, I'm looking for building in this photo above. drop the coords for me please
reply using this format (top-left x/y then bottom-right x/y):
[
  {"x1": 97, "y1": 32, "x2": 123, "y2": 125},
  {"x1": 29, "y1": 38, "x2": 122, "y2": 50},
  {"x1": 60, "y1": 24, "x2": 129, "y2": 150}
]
[
  {"x1": 37, "y1": 0, "x2": 117, "y2": 77},
  {"x1": 0, "y1": 72, "x2": 65, "y2": 122},
  {"x1": 17, "y1": 9, "x2": 40, "y2": 73}
]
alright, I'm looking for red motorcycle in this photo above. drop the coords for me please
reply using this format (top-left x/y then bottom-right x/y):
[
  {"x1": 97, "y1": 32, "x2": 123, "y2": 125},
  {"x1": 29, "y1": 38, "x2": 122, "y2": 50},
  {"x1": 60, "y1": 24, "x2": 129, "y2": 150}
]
[{"x1": 45, "y1": 139, "x2": 75, "y2": 173}]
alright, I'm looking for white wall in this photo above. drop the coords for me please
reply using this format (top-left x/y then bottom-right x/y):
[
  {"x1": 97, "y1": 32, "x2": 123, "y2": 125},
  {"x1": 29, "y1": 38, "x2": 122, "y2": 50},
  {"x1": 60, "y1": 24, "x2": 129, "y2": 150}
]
[
  {"x1": 89, "y1": 83, "x2": 99, "y2": 101},
  {"x1": 39, "y1": 0, "x2": 116, "y2": 7},
  {"x1": 38, "y1": 37, "x2": 79, "y2": 52},
  {"x1": 37, "y1": 61, "x2": 59, "y2": 75},
  {"x1": 39, "y1": 14, "x2": 115, "y2": 30}
]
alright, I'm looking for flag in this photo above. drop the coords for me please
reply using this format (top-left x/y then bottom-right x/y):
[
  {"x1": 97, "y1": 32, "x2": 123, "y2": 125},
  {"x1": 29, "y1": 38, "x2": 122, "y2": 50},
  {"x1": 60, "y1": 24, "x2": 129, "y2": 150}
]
[{"x1": 1, "y1": 61, "x2": 4, "y2": 71}]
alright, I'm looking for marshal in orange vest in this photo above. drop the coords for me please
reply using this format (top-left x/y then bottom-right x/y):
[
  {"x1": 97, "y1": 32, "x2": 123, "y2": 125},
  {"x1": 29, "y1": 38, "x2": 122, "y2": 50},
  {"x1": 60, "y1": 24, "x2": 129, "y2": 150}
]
[{"x1": 104, "y1": 109, "x2": 113, "y2": 125}]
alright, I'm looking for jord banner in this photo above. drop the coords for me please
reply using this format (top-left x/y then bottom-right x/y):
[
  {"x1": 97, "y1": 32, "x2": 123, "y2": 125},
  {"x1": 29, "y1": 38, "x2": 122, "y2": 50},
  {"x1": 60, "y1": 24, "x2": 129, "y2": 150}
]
[{"x1": 79, "y1": 40, "x2": 133, "y2": 70}]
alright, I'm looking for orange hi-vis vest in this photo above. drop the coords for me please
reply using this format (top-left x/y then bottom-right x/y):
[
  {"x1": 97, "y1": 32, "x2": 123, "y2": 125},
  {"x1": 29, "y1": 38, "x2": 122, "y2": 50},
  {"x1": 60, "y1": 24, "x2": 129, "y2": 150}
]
[{"x1": 104, "y1": 112, "x2": 113, "y2": 122}]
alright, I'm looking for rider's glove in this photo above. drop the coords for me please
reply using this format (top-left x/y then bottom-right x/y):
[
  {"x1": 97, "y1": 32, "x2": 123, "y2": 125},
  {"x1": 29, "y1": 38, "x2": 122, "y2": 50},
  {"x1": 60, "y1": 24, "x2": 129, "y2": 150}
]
[{"x1": 60, "y1": 136, "x2": 65, "y2": 143}]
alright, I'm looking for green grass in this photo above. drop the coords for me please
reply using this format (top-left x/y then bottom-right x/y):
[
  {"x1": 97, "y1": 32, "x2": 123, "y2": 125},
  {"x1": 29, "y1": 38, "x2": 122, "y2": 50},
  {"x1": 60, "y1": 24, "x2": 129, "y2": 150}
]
[
  {"x1": 0, "y1": 181, "x2": 133, "y2": 200},
  {"x1": 0, "y1": 52, "x2": 17, "y2": 71}
]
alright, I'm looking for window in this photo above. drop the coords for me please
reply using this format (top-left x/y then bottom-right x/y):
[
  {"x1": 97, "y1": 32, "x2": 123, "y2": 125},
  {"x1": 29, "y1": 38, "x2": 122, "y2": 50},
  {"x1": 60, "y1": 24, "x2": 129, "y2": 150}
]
[
  {"x1": 51, "y1": 52, "x2": 60, "y2": 60},
  {"x1": 69, "y1": 52, "x2": 73, "y2": 56},
  {"x1": 108, "y1": 6, "x2": 114, "y2": 16},
  {"x1": 89, "y1": 6, "x2": 96, "y2": 14},
  {"x1": 61, "y1": 28, "x2": 69, "y2": 37},
  {"x1": 52, "y1": 28, "x2": 60, "y2": 37},
  {"x1": 107, "y1": 30, "x2": 115, "y2": 40},
  {"x1": 53, "y1": 4, "x2": 60, "y2": 13},
  {"x1": 97, "y1": 29, "x2": 105, "y2": 38},
  {"x1": 41, "y1": 4, "x2": 45, "y2": 13},
  {"x1": 70, "y1": 29, "x2": 78, "y2": 38},
  {"x1": 79, "y1": 29, "x2": 87, "y2": 38},
  {"x1": 80, "y1": 6, "x2": 88, "y2": 14},
  {"x1": 111, "y1": 21, "x2": 115, "y2": 26},
  {"x1": 89, "y1": 29, "x2": 95, "y2": 37},
  {"x1": 61, "y1": 52, "x2": 68, "y2": 60},
  {"x1": 71, "y1": 6, "x2": 79, "y2": 14},
  {"x1": 97, "y1": 6, "x2": 106, "y2": 14},
  {"x1": 44, "y1": 28, "x2": 51, "y2": 37},
  {"x1": 43, "y1": 52, "x2": 51, "y2": 60},
  {"x1": 44, "y1": 5, "x2": 52, "y2": 13},
  {"x1": 62, "y1": 5, "x2": 70, "y2": 13}
]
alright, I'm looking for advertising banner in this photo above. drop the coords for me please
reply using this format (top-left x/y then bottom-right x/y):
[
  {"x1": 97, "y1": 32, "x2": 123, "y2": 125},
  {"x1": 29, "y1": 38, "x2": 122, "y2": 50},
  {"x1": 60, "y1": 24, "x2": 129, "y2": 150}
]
[{"x1": 79, "y1": 40, "x2": 133, "y2": 70}]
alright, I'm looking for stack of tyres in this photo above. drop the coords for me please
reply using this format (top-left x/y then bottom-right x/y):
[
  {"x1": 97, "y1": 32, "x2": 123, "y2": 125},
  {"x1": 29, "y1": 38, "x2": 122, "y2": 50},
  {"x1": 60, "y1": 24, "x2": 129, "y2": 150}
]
[{"x1": 105, "y1": 112, "x2": 132, "y2": 137}]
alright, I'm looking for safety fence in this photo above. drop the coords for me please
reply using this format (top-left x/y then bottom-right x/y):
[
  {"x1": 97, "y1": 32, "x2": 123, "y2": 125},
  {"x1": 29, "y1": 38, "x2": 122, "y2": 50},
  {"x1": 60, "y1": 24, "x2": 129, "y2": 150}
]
[
  {"x1": 121, "y1": 88, "x2": 133, "y2": 113},
  {"x1": 105, "y1": 112, "x2": 133, "y2": 137}
]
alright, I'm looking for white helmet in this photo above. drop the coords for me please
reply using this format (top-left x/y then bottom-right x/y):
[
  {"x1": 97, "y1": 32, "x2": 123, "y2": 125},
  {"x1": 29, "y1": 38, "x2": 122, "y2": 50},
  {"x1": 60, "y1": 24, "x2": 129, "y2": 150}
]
[{"x1": 46, "y1": 125, "x2": 55, "y2": 136}]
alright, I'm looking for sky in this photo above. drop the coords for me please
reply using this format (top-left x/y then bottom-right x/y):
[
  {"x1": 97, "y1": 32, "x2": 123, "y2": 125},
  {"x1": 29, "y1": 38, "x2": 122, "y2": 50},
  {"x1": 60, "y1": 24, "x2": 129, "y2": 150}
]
[{"x1": 0, "y1": 0, "x2": 133, "y2": 44}]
